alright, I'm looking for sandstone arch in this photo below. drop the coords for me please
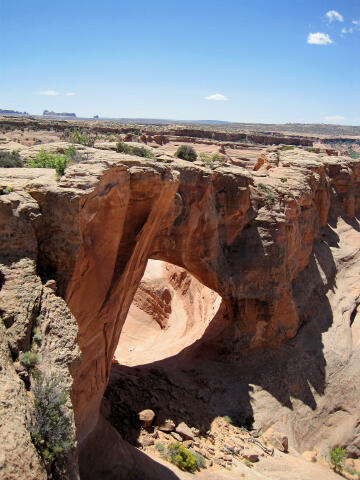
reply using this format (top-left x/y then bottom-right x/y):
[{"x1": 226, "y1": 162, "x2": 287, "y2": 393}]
[{"x1": 31, "y1": 149, "x2": 357, "y2": 444}]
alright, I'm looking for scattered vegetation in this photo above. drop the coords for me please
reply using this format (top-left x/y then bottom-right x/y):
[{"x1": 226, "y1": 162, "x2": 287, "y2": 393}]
[
  {"x1": 280, "y1": 177, "x2": 288, "y2": 182},
  {"x1": 62, "y1": 128, "x2": 97, "y2": 147},
  {"x1": 0, "y1": 150, "x2": 23, "y2": 167},
  {"x1": 29, "y1": 372, "x2": 74, "y2": 467},
  {"x1": 25, "y1": 146, "x2": 83, "y2": 176},
  {"x1": 281, "y1": 145, "x2": 294, "y2": 151},
  {"x1": 348, "y1": 148, "x2": 360, "y2": 159},
  {"x1": 329, "y1": 446, "x2": 346, "y2": 473},
  {"x1": 345, "y1": 465, "x2": 360, "y2": 477},
  {"x1": 306, "y1": 147, "x2": 318, "y2": 153},
  {"x1": 223, "y1": 415, "x2": 233, "y2": 424},
  {"x1": 108, "y1": 136, "x2": 117, "y2": 142},
  {"x1": 20, "y1": 351, "x2": 39, "y2": 369},
  {"x1": 0, "y1": 186, "x2": 13, "y2": 195},
  {"x1": 175, "y1": 144, "x2": 197, "y2": 162},
  {"x1": 257, "y1": 183, "x2": 276, "y2": 205},
  {"x1": 155, "y1": 442, "x2": 165, "y2": 454},
  {"x1": 124, "y1": 128, "x2": 142, "y2": 136},
  {"x1": 244, "y1": 459, "x2": 252, "y2": 468},
  {"x1": 199, "y1": 152, "x2": 224, "y2": 164},
  {"x1": 116, "y1": 141, "x2": 154, "y2": 158}
]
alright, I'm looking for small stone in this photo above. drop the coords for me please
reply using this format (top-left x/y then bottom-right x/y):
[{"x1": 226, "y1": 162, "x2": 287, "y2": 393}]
[
  {"x1": 242, "y1": 449, "x2": 259, "y2": 463},
  {"x1": 183, "y1": 440, "x2": 193, "y2": 448},
  {"x1": 138, "y1": 409, "x2": 155, "y2": 428},
  {"x1": 171, "y1": 432, "x2": 183, "y2": 442},
  {"x1": 45, "y1": 279, "x2": 57, "y2": 293},
  {"x1": 141, "y1": 437, "x2": 154, "y2": 447},
  {"x1": 158, "y1": 419, "x2": 175, "y2": 432},
  {"x1": 176, "y1": 422, "x2": 195, "y2": 440}
]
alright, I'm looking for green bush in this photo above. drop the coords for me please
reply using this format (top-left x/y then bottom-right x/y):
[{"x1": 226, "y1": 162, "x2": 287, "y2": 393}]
[
  {"x1": 175, "y1": 145, "x2": 197, "y2": 162},
  {"x1": 62, "y1": 129, "x2": 97, "y2": 147},
  {"x1": 155, "y1": 442, "x2": 165, "y2": 454},
  {"x1": 29, "y1": 373, "x2": 74, "y2": 466},
  {"x1": 190, "y1": 450, "x2": 205, "y2": 469},
  {"x1": 280, "y1": 177, "x2": 288, "y2": 183},
  {"x1": 329, "y1": 447, "x2": 346, "y2": 472},
  {"x1": 199, "y1": 152, "x2": 224, "y2": 164},
  {"x1": 20, "y1": 351, "x2": 38, "y2": 369},
  {"x1": 0, "y1": 150, "x2": 23, "y2": 167},
  {"x1": 167, "y1": 443, "x2": 197, "y2": 473},
  {"x1": 116, "y1": 142, "x2": 153, "y2": 159},
  {"x1": 281, "y1": 145, "x2": 294, "y2": 151},
  {"x1": 25, "y1": 146, "x2": 82, "y2": 176}
]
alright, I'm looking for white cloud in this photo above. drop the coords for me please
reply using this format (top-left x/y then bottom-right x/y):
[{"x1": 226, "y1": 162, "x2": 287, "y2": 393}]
[
  {"x1": 352, "y1": 20, "x2": 359, "y2": 25},
  {"x1": 65, "y1": 92, "x2": 76, "y2": 96},
  {"x1": 307, "y1": 32, "x2": 333, "y2": 45},
  {"x1": 341, "y1": 27, "x2": 353, "y2": 34},
  {"x1": 324, "y1": 115, "x2": 345, "y2": 122},
  {"x1": 39, "y1": 90, "x2": 59, "y2": 96},
  {"x1": 325, "y1": 10, "x2": 344, "y2": 22},
  {"x1": 204, "y1": 93, "x2": 228, "y2": 101}
]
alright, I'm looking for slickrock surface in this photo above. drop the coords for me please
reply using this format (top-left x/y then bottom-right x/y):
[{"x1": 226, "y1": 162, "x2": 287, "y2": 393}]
[{"x1": 0, "y1": 139, "x2": 360, "y2": 479}]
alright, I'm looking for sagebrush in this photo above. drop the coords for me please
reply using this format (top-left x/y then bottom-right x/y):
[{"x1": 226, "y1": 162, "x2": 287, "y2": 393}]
[
  {"x1": 30, "y1": 372, "x2": 74, "y2": 466},
  {"x1": 0, "y1": 150, "x2": 23, "y2": 167},
  {"x1": 175, "y1": 145, "x2": 197, "y2": 162}
]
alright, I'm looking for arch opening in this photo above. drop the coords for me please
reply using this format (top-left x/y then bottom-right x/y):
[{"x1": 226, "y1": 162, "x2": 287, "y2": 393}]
[{"x1": 114, "y1": 259, "x2": 222, "y2": 366}]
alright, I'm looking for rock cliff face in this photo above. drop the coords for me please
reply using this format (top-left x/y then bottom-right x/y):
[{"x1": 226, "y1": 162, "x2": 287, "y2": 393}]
[{"x1": 0, "y1": 144, "x2": 360, "y2": 478}]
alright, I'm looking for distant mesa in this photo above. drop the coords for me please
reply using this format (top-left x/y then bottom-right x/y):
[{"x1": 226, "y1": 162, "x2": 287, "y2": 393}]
[
  {"x1": 0, "y1": 109, "x2": 29, "y2": 116},
  {"x1": 43, "y1": 110, "x2": 76, "y2": 118}
]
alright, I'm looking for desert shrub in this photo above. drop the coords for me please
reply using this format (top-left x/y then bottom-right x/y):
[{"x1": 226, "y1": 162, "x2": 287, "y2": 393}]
[
  {"x1": 175, "y1": 145, "x2": 197, "y2": 162},
  {"x1": 167, "y1": 443, "x2": 197, "y2": 473},
  {"x1": 280, "y1": 177, "x2": 288, "y2": 182},
  {"x1": 33, "y1": 332, "x2": 42, "y2": 345},
  {"x1": 0, "y1": 150, "x2": 23, "y2": 167},
  {"x1": 62, "y1": 129, "x2": 97, "y2": 147},
  {"x1": 348, "y1": 148, "x2": 360, "y2": 159},
  {"x1": 20, "y1": 351, "x2": 38, "y2": 368},
  {"x1": 190, "y1": 450, "x2": 205, "y2": 469},
  {"x1": 223, "y1": 415, "x2": 233, "y2": 424},
  {"x1": 199, "y1": 152, "x2": 224, "y2": 164},
  {"x1": 258, "y1": 183, "x2": 269, "y2": 192},
  {"x1": 306, "y1": 147, "x2": 317, "y2": 153},
  {"x1": 0, "y1": 186, "x2": 13, "y2": 195},
  {"x1": 25, "y1": 147, "x2": 82, "y2": 176},
  {"x1": 155, "y1": 442, "x2": 165, "y2": 454},
  {"x1": 281, "y1": 145, "x2": 294, "y2": 151},
  {"x1": 116, "y1": 142, "x2": 153, "y2": 159},
  {"x1": 329, "y1": 447, "x2": 346, "y2": 472},
  {"x1": 29, "y1": 373, "x2": 74, "y2": 466}
]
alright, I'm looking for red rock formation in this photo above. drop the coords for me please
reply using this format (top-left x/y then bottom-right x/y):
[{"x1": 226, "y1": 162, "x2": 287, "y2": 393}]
[{"x1": 1, "y1": 143, "x2": 360, "y2": 478}]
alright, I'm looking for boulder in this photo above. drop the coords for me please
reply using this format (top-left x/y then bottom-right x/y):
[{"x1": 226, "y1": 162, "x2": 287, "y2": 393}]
[
  {"x1": 176, "y1": 422, "x2": 195, "y2": 440},
  {"x1": 158, "y1": 419, "x2": 175, "y2": 432},
  {"x1": 138, "y1": 409, "x2": 155, "y2": 428}
]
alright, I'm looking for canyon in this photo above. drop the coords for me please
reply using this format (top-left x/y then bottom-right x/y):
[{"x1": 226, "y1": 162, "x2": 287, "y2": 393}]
[{"x1": 0, "y1": 119, "x2": 360, "y2": 479}]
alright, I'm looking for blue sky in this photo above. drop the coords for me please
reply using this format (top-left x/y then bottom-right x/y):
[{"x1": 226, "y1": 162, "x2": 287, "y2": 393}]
[{"x1": 1, "y1": 0, "x2": 359, "y2": 124}]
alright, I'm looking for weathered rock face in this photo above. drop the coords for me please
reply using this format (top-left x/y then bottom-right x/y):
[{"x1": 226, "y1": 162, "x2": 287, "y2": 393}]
[
  {"x1": 115, "y1": 259, "x2": 221, "y2": 366},
  {"x1": 1, "y1": 144, "x2": 360, "y2": 478}
]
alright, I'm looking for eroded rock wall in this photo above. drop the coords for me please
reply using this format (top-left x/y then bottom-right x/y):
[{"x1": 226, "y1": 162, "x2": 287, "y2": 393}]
[{"x1": 1, "y1": 146, "x2": 359, "y2": 474}]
